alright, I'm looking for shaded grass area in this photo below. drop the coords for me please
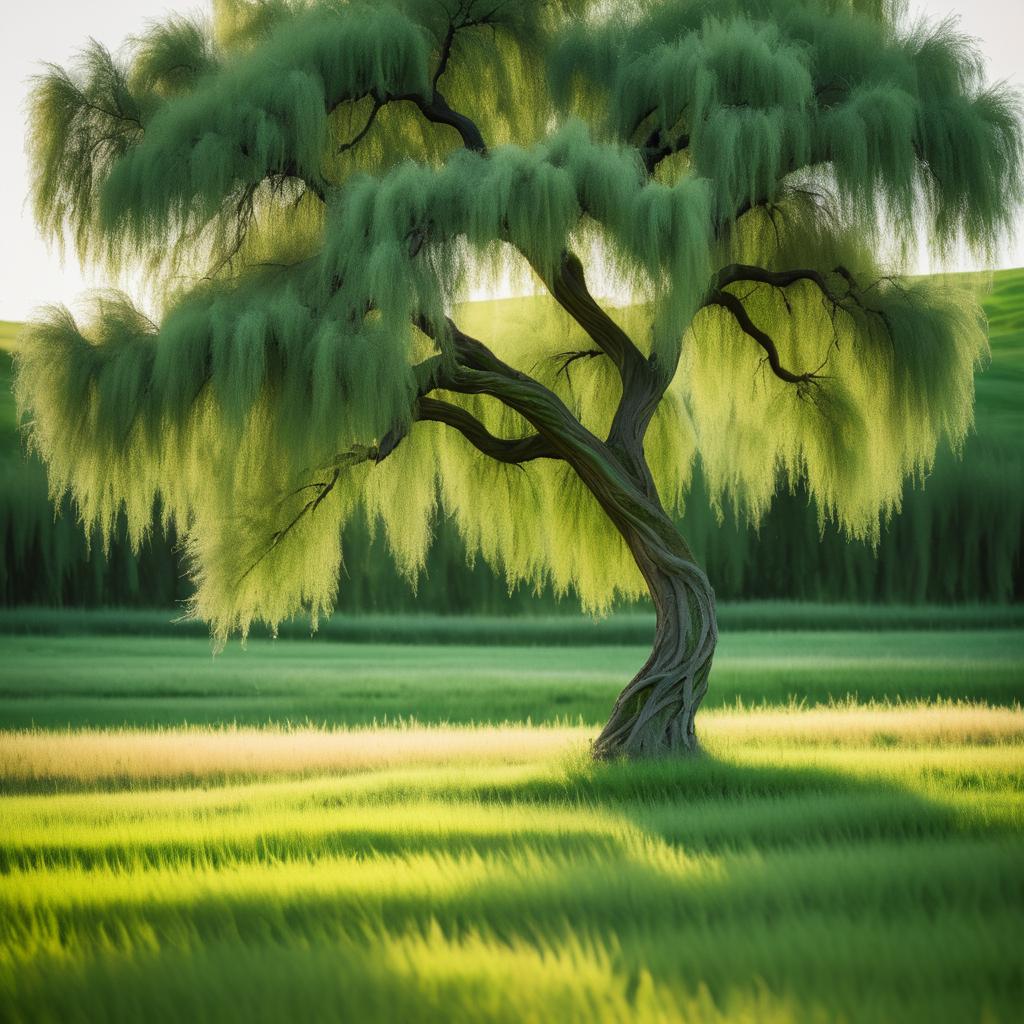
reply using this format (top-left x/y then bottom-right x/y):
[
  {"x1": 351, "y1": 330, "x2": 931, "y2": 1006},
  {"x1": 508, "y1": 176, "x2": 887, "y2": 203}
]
[
  {"x1": 1, "y1": 710, "x2": 1021, "y2": 1023},
  {"x1": 0, "y1": 630, "x2": 1020, "y2": 730},
  {"x1": 3, "y1": 603, "x2": 1024, "y2": 640}
]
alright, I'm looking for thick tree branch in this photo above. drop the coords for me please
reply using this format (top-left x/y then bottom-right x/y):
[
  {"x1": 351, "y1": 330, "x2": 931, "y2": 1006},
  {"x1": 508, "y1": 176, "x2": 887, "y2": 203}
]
[
  {"x1": 513, "y1": 248, "x2": 668, "y2": 492},
  {"x1": 352, "y1": 86, "x2": 485, "y2": 154},
  {"x1": 415, "y1": 397, "x2": 558, "y2": 463},
  {"x1": 416, "y1": 315, "x2": 691, "y2": 554},
  {"x1": 543, "y1": 254, "x2": 677, "y2": 485},
  {"x1": 544, "y1": 253, "x2": 647, "y2": 378},
  {"x1": 411, "y1": 89, "x2": 487, "y2": 153},
  {"x1": 373, "y1": 353, "x2": 445, "y2": 462},
  {"x1": 419, "y1": 315, "x2": 610, "y2": 453},
  {"x1": 712, "y1": 263, "x2": 836, "y2": 296}
]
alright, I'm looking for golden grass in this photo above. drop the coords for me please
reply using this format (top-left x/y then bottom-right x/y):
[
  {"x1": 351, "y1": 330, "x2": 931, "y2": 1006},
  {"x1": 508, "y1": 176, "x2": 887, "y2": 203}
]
[
  {"x1": 705, "y1": 702, "x2": 1024, "y2": 746},
  {"x1": 0, "y1": 724, "x2": 588, "y2": 784},
  {"x1": 2, "y1": 704, "x2": 1020, "y2": 785}
]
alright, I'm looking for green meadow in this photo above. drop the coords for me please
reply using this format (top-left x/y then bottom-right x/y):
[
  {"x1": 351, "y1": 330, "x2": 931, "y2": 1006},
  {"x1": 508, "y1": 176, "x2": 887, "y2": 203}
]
[
  {"x1": 5, "y1": 0, "x2": 1023, "y2": 1012},
  {"x1": 0, "y1": 627, "x2": 1022, "y2": 730},
  {"x1": 0, "y1": 621, "x2": 1022, "y2": 1022}
]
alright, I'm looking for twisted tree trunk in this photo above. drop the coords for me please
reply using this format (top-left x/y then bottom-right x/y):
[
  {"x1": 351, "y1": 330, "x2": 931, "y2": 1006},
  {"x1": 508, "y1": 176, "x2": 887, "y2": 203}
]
[
  {"x1": 433, "y1": 316, "x2": 717, "y2": 758},
  {"x1": 592, "y1": 516, "x2": 717, "y2": 758}
]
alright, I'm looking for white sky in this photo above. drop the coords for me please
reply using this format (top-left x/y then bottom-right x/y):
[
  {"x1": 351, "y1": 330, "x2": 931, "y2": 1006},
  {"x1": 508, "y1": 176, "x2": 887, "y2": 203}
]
[{"x1": 0, "y1": 1, "x2": 1021, "y2": 321}]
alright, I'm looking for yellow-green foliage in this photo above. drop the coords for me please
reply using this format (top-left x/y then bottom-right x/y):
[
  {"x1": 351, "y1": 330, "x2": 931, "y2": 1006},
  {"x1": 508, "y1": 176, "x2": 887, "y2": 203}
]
[{"x1": 15, "y1": 0, "x2": 1021, "y2": 640}]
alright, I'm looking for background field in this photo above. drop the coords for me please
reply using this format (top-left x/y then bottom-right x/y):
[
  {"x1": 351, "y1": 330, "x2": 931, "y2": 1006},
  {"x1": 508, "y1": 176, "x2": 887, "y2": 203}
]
[{"x1": 0, "y1": 627, "x2": 1021, "y2": 730}]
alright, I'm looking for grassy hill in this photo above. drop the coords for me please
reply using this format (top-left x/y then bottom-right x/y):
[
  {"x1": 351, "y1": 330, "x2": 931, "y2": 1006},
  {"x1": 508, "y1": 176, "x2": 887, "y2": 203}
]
[{"x1": 973, "y1": 268, "x2": 1024, "y2": 442}]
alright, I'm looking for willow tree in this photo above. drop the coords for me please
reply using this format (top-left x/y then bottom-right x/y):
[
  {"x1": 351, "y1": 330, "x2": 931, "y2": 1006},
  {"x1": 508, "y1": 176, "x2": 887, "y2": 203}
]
[{"x1": 16, "y1": 0, "x2": 1021, "y2": 755}]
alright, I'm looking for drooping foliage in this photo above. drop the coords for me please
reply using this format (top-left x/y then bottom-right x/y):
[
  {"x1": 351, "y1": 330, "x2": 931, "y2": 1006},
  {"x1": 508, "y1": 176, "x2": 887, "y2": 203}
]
[{"x1": 16, "y1": 0, "x2": 1021, "y2": 639}]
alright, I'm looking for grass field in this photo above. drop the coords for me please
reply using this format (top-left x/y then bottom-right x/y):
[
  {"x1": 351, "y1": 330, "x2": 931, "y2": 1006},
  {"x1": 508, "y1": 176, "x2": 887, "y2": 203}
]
[
  {"x1": 0, "y1": 623, "x2": 1022, "y2": 1022},
  {"x1": 0, "y1": 628, "x2": 1021, "y2": 730},
  {"x1": 4, "y1": 602, "x2": 1024, "y2": 639}
]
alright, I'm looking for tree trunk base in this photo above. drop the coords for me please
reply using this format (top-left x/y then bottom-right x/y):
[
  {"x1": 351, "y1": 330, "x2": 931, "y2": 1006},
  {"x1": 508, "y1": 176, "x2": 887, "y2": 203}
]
[{"x1": 592, "y1": 556, "x2": 716, "y2": 760}]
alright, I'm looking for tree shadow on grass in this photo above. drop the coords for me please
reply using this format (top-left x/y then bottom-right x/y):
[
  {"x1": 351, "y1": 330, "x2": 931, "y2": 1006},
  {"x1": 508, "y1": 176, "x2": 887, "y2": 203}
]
[{"x1": 4, "y1": 751, "x2": 1021, "y2": 1024}]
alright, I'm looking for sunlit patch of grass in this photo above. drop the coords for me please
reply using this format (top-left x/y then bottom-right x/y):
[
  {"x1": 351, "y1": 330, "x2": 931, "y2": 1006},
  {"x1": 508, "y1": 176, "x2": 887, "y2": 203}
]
[
  {"x1": 0, "y1": 723, "x2": 587, "y2": 789},
  {"x1": 2, "y1": 703, "x2": 1020, "y2": 788}
]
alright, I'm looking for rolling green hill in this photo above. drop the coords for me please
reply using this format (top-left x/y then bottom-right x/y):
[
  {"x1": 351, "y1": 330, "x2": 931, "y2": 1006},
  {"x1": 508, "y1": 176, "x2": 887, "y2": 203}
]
[{"x1": 973, "y1": 268, "x2": 1024, "y2": 443}]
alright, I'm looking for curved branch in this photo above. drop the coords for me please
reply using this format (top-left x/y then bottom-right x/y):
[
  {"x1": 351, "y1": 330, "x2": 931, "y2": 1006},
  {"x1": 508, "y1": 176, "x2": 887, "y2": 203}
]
[
  {"x1": 423, "y1": 316, "x2": 690, "y2": 553},
  {"x1": 712, "y1": 263, "x2": 835, "y2": 296},
  {"x1": 705, "y1": 290, "x2": 823, "y2": 385},
  {"x1": 420, "y1": 315, "x2": 617, "y2": 464},
  {"x1": 543, "y1": 254, "x2": 674, "y2": 486},
  {"x1": 353, "y1": 86, "x2": 486, "y2": 154},
  {"x1": 411, "y1": 89, "x2": 487, "y2": 153},
  {"x1": 337, "y1": 96, "x2": 383, "y2": 154},
  {"x1": 709, "y1": 262, "x2": 900, "y2": 352},
  {"x1": 415, "y1": 397, "x2": 558, "y2": 463}
]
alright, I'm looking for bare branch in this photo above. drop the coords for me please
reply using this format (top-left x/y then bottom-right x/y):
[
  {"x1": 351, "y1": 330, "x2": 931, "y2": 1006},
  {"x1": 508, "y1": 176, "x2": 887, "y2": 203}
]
[
  {"x1": 709, "y1": 262, "x2": 901, "y2": 354},
  {"x1": 432, "y1": 20, "x2": 457, "y2": 89},
  {"x1": 554, "y1": 347, "x2": 605, "y2": 378},
  {"x1": 337, "y1": 95, "x2": 383, "y2": 154},
  {"x1": 705, "y1": 289, "x2": 824, "y2": 386},
  {"x1": 238, "y1": 444, "x2": 378, "y2": 582}
]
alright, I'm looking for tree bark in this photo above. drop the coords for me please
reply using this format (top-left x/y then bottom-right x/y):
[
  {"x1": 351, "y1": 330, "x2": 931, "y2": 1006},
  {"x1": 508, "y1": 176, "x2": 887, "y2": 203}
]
[{"x1": 592, "y1": 512, "x2": 718, "y2": 759}]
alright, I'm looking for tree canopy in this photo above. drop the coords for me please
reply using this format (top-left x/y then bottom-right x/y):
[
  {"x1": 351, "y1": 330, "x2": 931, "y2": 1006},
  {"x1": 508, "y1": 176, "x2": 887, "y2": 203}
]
[{"x1": 16, "y1": 0, "x2": 1022, "y2": 649}]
